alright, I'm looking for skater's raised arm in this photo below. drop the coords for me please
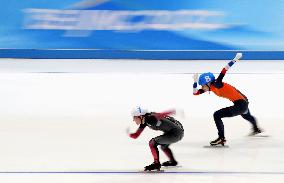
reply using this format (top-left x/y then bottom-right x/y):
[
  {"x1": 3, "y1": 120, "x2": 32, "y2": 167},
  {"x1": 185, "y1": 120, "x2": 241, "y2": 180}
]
[
  {"x1": 216, "y1": 53, "x2": 242, "y2": 85},
  {"x1": 153, "y1": 109, "x2": 176, "y2": 120},
  {"x1": 192, "y1": 73, "x2": 205, "y2": 95}
]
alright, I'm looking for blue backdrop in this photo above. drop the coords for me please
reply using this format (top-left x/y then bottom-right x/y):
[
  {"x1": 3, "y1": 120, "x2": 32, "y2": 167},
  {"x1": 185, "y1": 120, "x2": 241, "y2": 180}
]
[{"x1": 1, "y1": 0, "x2": 284, "y2": 59}]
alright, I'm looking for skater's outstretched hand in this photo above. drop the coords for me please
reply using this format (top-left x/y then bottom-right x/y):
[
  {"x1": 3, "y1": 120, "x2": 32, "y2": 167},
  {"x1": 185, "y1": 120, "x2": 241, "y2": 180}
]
[
  {"x1": 127, "y1": 126, "x2": 144, "y2": 139},
  {"x1": 175, "y1": 108, "x2": 185, "y2": 118},
  {"x1": 193, "y1": 73, "x2": 199, "y2": 82},
  {"x1": 129, "y1": 133, "x2": 139, "y2": 139},
  {"x1": 233, "y1": 53, "x2": 242, "y2": 62}
]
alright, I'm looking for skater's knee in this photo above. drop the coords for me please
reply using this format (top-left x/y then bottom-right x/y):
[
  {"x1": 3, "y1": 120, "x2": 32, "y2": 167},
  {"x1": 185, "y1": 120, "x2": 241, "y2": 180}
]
[
  {"x1": 160, "y1": 145, "x2": 169, "y2": 151},
  {"x1": 213, "y1": 111, "x2": 222, "y2": 120},
  {"x1": 242, "y1": 114, "x2": 257, "y2": 123},
  {"x1": 149, "y1": 138, "x2": 158, "y2": 148},
  {"x1": 241, "y1": 114, "x2": 250, "y2": 120}
]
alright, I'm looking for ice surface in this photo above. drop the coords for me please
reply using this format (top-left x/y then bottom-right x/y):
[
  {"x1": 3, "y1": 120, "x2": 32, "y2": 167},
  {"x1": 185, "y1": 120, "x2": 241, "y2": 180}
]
[{"x1": 0, "y1": 59, "x2": 283, "y2": 183}]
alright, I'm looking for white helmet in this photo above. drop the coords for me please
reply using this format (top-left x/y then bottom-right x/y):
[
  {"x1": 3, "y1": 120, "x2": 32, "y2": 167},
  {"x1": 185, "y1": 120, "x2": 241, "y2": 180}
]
[{"x1": 131, "y1": 106, "x2": 148, "y2": 117}]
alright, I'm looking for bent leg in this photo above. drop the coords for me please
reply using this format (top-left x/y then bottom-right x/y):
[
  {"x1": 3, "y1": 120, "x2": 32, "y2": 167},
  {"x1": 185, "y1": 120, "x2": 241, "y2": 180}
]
[
  {"x1": 160, "y1": 144, "x2": 175, "y2": 162},
  {"x1": 213, "y1": 103, "x2": 247, "y2": 138},
  {"x1": 241, "y1": 108, "x2": 259, "y2": 131},
  {"x1": 154, "y1": 130, "x2": 183, "y2": 163},
  {"x1": 213, "y1": 107, "x2": 232, "y2": 138},
  {"x1": 149, "y1": 138, "x2": 159, "y2": 163}
]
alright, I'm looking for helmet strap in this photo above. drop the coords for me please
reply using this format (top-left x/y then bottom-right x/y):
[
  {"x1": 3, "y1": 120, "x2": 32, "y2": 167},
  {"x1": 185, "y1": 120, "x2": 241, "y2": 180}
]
[
  {"x1": 140, "y1": 116, "x2": 145, "y2": 124},
  {"x1": 206, "y1": 84, "x2": 211, "y2": 91}
]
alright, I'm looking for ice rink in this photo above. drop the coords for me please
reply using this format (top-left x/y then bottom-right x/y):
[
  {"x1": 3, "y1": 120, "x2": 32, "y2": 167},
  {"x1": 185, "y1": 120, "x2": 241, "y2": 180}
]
[{"x1": 0, "y1": 59, "x2": 283, "y2": 183}]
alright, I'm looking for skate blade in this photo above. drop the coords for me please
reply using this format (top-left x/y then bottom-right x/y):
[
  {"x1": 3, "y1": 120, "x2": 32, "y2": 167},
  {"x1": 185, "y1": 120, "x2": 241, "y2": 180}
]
[
  {"x1": 204, "y1": 145, "x2": 229, "y2": 148},
  {"x1": 140, "y1": 170, "x2": 165, "y2": 173},
  {"x1": 248, "y1": 134, "x2": 270, "y2": 138},
  {"x1": 161, "y1": 165, "x2": 182, "y2": 169}
]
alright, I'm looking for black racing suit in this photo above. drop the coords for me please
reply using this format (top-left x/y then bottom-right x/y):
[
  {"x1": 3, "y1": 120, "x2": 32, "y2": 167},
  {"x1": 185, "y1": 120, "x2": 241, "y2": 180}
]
[{"x1": 136, "y1": 113, "x2": 184, "y2": 163}]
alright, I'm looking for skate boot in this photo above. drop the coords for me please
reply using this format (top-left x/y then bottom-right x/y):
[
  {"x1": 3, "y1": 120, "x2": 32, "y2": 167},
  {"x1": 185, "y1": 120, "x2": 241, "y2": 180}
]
[
  {"x1": 144, "y1": 162, "x2": 161, "y2": 171},
  {"x1": 248, "y1": 128, "x2": 263, "y2": 136},
  {"x1": 210, "y1": 137, "x2": 226, "y2": 146},
  {"x1": 162, "y1": 160, "x2": 178, "y2": 167}
]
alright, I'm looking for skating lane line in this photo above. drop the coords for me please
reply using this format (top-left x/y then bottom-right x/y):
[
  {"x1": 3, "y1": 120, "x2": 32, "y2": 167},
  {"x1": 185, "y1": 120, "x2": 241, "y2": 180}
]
[{"x1": 0, "y1": 171, "x2": 283, "y2": 174}]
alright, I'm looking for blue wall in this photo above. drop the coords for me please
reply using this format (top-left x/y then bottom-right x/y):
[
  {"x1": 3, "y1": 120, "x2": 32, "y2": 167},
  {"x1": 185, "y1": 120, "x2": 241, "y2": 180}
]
[
  {"x1": 1, "y1": 49, "x2": 284, "y2": 60},
  {"x1": 1, "y1": 0, "x2": 284, "y2": 59}
]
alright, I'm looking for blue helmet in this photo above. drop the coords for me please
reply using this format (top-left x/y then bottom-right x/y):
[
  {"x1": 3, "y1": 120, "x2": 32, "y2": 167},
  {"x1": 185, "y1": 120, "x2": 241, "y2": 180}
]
[{"x1": 198, "y1": 72, "x2": 215, "y2": 86}]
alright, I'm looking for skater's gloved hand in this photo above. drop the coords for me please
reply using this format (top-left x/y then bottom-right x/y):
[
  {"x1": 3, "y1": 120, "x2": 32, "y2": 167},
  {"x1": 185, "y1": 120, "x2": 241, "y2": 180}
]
[
  {"x1": 129, "y1": 133, "x2": 139, "y2": 139},
  {"x1": 193, "y1": 73, "x2": 199, "y2": 82},
  {"x1": 233, "y1": 53, "x2": 242, "y2": 62}
]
